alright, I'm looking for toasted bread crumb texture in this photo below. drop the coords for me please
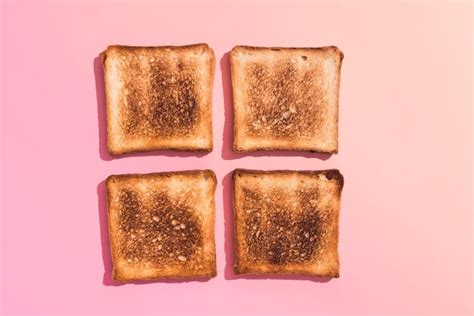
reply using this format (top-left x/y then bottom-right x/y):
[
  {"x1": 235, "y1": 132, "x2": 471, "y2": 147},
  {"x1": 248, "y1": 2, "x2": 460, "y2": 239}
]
[
  {"x1": 103, "y1": 44, "x2": 214, "y2": 154},
  {"x1": 107, "y1": 170, "x2": 217, "y2": 280},
  {"x1": 233, "y1": 169, "x2": 343, "y2": 277},
  {"x1": 116, "y1": 190, "x2": 202, "y2": 264},
  {"x1": 231, "y1": 46, "x2": 342, "y2": 152},
  {"x1": 242, "y1": 187, "x2": 326, "y2": 265}
]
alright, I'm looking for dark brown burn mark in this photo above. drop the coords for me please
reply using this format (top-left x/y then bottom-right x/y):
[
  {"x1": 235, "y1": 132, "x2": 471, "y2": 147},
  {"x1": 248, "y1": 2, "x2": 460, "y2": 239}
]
[
  {"x1": 118, "y1": 190, "x2": 141, "y2": 229},
  {"x1": 118, "y1": 190, "x2": 202, "y2": 265},
  {"x1": 244, "y1": 60, "x2": 326, "y2": 138},
  {"x1": 120, "y1": 57, "x2": 199, "y2": 138},
  {"x1": 148, "y1": 61, "x2": 198, "y2": 136},
  {"x1": 324, "y1": 170, "x2": 343, "y2": 187},
  {"x1": 242, "y1": 188, "x2": 325, "y2": 265}
]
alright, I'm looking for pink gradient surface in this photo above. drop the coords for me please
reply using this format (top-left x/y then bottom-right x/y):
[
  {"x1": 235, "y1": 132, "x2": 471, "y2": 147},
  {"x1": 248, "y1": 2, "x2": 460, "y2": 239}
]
[{"x1": 1, "y1": 1, "x2": 472, "y2": 315}]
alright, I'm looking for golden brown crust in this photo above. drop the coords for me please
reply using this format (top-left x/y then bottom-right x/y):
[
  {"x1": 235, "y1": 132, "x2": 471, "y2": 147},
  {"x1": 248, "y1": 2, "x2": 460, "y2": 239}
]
[
  {"x1": 230, "y1": 46, "x2": 343, "y2": 153},
  {"x1": 232, "y1": 169, "x2": 343, "y2": 277},
  {"x1": 106, "y1": 170, "x2": 217, "y2": 281},
  {"x1": 102, "y1": 44, "x2": 214, "y2": 155}
]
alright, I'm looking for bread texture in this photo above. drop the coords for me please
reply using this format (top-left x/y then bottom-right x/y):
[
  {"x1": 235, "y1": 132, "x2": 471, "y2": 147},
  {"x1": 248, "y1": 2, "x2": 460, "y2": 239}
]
[
  {"x1": 232, "y1": 169, "x2": 343, "y2": 277},
  {"x1": 101, "y1": 44, "x2": 215, "y2": 155},
  {"x1": 230, "y1": 46, "x2": 343, "y2": 153},
  {"x1": 106, "y1": 170, "x2": 217, "y2": 281}
]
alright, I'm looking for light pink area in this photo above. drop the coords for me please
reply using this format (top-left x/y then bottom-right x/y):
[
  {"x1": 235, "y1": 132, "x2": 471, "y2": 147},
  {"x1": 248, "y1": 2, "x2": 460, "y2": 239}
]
[{"x1": 1, "y1": 1, "x2": 472, "y2": 315}]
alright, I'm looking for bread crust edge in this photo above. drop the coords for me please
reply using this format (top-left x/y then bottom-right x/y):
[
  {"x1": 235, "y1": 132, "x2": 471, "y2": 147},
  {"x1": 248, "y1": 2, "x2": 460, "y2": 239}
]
[
  {"x1": 106, "y1": 169, "x2": 217, "y2": 281},
  {"x1": 232, "y1": 168, "x2": 343, "y2": 277},
  {"x1": 102, "y1": 43, "x2": 215, "y2": 155}
]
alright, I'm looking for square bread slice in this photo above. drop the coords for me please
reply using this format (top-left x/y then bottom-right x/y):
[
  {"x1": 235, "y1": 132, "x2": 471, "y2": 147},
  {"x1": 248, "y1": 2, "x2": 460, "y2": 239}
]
[
  {"x1": 101, "y1": 44, "x2": 215, "y2": 155},
  {"x1": 106, "y1": 170, "x2": 217, "y2": 281},
  {"x1": 230, "y1": 46, "x2": 343, "y2": 153},
  {"x1": 232, "y1": 169, "x2": 343, "y2": 277}
]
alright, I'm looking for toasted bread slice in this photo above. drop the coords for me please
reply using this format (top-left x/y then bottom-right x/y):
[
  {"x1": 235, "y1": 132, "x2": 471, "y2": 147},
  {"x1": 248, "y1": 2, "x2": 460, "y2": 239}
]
[
  {"x1": 106, "y1": 170, "x2": 217, "y2": 281},
  {"x1": 102, "y1": 44, "x2": 215, "y2": 155},
  {"x1": 232, "y1": 169, "x2": 343, "y2": 277},
  {"x1": 230, "y1": 46, "x2": 343, "y2": 153}
]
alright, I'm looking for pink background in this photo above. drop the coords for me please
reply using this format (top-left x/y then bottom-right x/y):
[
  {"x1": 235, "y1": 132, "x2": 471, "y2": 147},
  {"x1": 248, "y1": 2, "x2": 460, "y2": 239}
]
[{"x1": 1, "y1": 1, "x2": 472, "y2": 315}]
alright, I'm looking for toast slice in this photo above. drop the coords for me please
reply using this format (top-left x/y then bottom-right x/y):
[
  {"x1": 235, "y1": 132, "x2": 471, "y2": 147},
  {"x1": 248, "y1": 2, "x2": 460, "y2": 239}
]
[
  {"x1": 101, "y1": 44, "x2": 215, "y2": 155},
  {"x1": 232, "y1": 169, "x2": 343, "y2": 277},
  {"x1": 230, "y1": 46, "x2": 343, "y2": 153},
  {"x1": 106, "y1": 170, "x2": 217, "y2": 281}
]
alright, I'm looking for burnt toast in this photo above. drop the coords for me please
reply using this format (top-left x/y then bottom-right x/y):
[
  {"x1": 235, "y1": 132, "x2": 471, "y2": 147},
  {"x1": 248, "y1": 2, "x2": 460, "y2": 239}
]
[
  {"x1": 232, "y1": 169, "x2": 343, "y2": 277},
  {"x1": 230, "y1": 46, "x2": 343, "y2": 153},
  {"x1": 106, "y1": 170, "x2": 217, "y2": 280},
  {"x1": 102, "y1": 44, "x2": 215, "y2": 155}
]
